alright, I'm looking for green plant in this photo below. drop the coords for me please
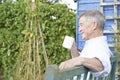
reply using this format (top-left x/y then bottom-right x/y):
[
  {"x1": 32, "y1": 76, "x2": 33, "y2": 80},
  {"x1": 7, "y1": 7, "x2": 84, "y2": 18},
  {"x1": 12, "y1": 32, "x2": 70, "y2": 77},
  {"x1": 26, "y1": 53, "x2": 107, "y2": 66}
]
[{"x1": 0, "y1": 0, "x2": 76, "y2": 79}]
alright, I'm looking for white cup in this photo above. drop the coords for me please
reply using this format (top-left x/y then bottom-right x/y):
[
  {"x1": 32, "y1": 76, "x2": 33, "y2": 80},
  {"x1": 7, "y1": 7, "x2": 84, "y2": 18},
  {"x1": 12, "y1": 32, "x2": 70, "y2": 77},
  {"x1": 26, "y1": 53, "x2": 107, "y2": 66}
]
[{"x1": 62, "y1": 36, "x2": 74, "y2": 49}]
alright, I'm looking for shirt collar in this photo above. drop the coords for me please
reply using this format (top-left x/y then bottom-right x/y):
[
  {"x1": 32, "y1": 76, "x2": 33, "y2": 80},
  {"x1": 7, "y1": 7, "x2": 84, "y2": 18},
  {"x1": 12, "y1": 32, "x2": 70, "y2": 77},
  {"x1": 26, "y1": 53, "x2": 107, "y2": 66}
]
[{"x1": 86, "y1": 36, "x2": 107, "y2": 44}]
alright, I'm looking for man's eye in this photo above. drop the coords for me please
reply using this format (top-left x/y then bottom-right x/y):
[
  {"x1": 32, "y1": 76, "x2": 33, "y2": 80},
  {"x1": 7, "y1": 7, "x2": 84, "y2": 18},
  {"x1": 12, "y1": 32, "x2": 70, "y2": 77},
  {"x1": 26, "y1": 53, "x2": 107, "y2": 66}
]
[{"x1": 80, "y1": 25, "x2": 82, "y2": 27}]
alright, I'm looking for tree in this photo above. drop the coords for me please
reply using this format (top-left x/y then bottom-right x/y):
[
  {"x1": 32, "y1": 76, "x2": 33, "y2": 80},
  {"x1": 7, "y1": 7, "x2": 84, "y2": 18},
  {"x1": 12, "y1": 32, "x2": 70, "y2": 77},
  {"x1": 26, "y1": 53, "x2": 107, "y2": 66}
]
[{"x1": 0, "y1": 0, "x2": 76, "y2": 79}]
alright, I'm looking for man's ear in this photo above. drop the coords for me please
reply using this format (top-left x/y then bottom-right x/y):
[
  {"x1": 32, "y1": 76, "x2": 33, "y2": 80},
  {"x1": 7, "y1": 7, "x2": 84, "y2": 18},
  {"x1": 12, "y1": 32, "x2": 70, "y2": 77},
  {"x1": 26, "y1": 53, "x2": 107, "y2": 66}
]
[{"x1": 92, "y1": 22, "x2": 98, "y2": 30}]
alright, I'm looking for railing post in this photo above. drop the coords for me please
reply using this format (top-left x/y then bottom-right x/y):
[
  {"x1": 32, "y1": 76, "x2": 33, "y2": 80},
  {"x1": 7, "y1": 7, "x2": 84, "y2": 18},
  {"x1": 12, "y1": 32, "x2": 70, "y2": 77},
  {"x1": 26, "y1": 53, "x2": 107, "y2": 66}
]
[{"x1": 44, "y1": 65, "x2": 60, "y2": 80}]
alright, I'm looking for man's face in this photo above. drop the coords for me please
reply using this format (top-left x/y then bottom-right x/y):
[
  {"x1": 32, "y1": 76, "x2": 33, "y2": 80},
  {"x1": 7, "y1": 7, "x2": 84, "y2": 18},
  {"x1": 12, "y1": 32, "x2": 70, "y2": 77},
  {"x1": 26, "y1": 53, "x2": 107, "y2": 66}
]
[{"x1": 79, "y1": 16, "x2": 93, "y2": 40}]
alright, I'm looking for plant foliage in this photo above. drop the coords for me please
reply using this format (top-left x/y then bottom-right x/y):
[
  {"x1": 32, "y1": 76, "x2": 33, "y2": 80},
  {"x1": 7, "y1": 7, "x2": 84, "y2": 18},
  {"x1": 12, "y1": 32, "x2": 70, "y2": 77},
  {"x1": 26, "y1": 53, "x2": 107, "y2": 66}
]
[{"x1": 0, "y1": 0, "x2": 76, "y2": 79}]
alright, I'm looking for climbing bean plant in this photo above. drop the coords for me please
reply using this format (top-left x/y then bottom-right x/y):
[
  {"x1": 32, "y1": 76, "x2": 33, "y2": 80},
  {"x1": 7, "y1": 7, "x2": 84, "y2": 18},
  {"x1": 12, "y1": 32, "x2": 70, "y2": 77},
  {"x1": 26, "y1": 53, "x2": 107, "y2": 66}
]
[{"x1": 0, "y1": 0, "x2": 76, "y2": 80}]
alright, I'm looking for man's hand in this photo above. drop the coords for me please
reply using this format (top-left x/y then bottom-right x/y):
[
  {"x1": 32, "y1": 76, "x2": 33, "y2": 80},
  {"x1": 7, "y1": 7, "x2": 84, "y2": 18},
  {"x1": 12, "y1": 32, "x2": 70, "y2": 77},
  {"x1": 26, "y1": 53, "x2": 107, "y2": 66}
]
[
  {"x1": 70, "y1": 42, "x2": 80, "y2": 58},
  {"x1": 59, "y1": 57, "x2": 83, "y2": 70}
]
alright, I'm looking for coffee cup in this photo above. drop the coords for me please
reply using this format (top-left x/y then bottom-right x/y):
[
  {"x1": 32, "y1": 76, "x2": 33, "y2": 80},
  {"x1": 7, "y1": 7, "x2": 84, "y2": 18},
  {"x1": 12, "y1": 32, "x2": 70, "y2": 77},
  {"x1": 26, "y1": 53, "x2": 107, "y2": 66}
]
[{"x1": 62, "y1": 36, "x2": 74, "y2": 49}]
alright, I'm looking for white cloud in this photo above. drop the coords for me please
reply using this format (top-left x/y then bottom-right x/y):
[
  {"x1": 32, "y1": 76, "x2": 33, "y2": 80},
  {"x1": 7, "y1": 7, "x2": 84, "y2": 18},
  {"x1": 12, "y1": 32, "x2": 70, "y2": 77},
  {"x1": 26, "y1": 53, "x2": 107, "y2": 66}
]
[{"x1": 60, "y1": 0, "x2": 77, "y2": 10}]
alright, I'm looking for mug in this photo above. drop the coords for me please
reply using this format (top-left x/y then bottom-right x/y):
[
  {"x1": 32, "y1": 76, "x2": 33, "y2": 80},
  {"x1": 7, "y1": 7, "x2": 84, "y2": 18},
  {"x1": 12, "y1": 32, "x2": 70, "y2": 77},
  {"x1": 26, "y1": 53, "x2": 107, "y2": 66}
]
[{"x1": 62, "y1": 36, "x2": 74, "y2": 49}]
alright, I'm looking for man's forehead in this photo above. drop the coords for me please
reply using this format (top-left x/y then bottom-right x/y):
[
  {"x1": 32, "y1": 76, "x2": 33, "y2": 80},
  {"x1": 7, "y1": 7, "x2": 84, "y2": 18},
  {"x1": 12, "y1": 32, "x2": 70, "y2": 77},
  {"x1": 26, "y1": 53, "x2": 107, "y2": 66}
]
[
  {"x1": 79, "y1": 17, "x2": 86, "y2": 24},
  {"x1": 80, "y1": 15, "x2": 86, "y2": 19}
]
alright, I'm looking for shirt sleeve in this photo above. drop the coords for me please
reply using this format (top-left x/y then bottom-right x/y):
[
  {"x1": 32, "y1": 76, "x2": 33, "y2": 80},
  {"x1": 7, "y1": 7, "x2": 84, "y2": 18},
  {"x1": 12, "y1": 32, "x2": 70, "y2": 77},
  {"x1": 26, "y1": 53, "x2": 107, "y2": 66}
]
[{"x1": 90, "y1": 50, "x2": 112, "y2": 77}]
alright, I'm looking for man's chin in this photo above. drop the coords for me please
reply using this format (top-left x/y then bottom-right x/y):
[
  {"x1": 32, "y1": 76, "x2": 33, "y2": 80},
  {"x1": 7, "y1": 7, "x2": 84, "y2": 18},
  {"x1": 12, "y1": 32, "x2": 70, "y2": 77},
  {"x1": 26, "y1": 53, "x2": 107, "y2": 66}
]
[
  {"x1": 82, "y1": 36, "x2": 87, "y2": 40},
  {"x1": 82, "y1": 37, "x2": 85, "y2": 40}
]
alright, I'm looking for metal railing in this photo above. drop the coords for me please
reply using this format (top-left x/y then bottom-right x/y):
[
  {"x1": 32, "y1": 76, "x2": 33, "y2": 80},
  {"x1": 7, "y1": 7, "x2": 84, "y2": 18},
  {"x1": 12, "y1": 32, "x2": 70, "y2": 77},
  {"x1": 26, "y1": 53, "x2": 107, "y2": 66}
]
[{"x1": 44, "y1": 54, "x2": 119, "y2": 80}]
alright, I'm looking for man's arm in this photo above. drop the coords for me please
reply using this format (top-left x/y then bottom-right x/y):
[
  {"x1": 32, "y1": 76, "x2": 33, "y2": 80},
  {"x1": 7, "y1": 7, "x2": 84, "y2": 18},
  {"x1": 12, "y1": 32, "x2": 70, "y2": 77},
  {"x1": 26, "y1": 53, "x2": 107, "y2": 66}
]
[
  {"x1": 82, "y1": 57, "x2": 104, "y2": 72},
  {"x1": 59, "y1": 57, "x2": 104, "y2": 72}
]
